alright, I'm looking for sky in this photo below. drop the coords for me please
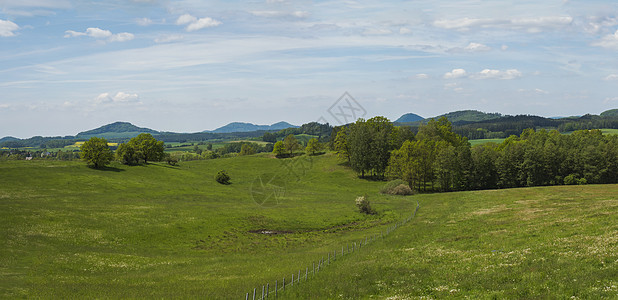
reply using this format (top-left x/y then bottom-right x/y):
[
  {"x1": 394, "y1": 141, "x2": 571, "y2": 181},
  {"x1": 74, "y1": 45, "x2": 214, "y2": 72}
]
[{"x1": 1, "y1": 0, "x2": 618, "y2": 138}]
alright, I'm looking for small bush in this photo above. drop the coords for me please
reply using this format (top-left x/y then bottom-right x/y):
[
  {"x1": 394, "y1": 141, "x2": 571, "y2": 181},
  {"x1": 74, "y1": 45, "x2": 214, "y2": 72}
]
[
  {"x1": 215, "y1": 170, "x2": 231, "y2": 184},
  {"x1": 381, "y1": 179, "x2": 414, "y2": 195},
  {"x1": 391, "y1": 184, "x2": 414, "y2": 195},
  {"x1": 355, "y1": 195, "x2": 375, "y2": 214},
  {"x1": 165, "y1": 155, "x2": 178, "y2": 166},
  {"x1": 564, "y1": 174, "x2": 578, "y2": 185}
]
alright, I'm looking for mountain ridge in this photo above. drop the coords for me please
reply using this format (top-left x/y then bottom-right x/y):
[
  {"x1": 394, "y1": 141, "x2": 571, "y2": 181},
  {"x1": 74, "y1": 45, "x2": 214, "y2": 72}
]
[{"x1": 206, "y1": 121, "x2": 298, "y2": 133}]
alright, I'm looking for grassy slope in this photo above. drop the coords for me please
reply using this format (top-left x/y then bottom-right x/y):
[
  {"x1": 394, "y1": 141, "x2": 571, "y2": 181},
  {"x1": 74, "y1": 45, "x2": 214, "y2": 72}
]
[
  {"x1": 0, "y1": 154, "x2": 413, "y2": 298},
  {"x1": 284, "y1": 185, "x2": 618, "y2": 299}
]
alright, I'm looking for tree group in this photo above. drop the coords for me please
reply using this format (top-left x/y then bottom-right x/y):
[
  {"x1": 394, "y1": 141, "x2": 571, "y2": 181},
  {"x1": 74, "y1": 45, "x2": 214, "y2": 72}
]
[
  {"x1": 116, "y1": 133, "x2": 165, "y2": 165},
  {"x1": 335, "y1": 116, "x2": 618, "y2": 192}
]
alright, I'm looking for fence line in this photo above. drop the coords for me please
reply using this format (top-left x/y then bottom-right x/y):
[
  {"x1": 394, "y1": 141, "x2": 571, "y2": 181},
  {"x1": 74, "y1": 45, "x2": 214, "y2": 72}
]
[{"x1": 244, "y1": 201, "x2": 420, "y2": 299}]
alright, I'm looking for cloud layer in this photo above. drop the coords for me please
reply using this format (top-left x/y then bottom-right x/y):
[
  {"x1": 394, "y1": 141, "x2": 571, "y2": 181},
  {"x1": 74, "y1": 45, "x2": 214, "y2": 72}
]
[{"x1": 64, "y1": 27, "x2": 134, "y2": 42}]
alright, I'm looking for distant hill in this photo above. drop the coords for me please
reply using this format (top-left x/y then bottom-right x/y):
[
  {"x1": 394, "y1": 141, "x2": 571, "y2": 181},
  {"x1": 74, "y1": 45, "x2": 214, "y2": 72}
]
[
  {"x1": 208, "y1": 121, "x2": 297, "y2": 133},
  {"x1": 76, "y1": 122, "x2": 160, "y2": 139},
  {"x1": 434, "y1": 110, "x2": 502, "y2": 123},
  {"x1": 0, "y1": 136, "x2": 19, "y2": 144},
  {"x1": 600, "y1": 109, "x2": 618, "y2": 117},
  {"x1": 395, "y1": 113, "x2": 424, "y2": 123}
]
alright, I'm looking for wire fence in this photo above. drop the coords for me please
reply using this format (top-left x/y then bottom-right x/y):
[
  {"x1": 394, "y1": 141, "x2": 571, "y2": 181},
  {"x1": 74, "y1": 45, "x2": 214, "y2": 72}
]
[{"x1": 244, "y1": 201, "x2": 421, "y2": 299}]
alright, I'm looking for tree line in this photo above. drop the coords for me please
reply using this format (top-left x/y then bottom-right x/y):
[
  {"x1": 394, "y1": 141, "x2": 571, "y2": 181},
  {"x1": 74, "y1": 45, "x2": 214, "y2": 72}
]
[{"x1": 334, "y1": 116, "x2": 618, "y2": 191}]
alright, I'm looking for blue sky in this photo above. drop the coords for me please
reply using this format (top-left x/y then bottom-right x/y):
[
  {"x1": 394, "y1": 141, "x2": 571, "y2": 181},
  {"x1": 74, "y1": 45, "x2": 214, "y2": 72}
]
[{"x1": 1, "y1": 0, "x2": 617, "y2": 138}]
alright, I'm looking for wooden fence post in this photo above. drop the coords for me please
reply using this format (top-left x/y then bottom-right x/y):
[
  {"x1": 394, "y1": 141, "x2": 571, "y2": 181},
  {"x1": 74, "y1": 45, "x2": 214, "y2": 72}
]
[
  {"x1": 266, "y1": 283, "x2": 269, "y2": 299},
  {"x1": 252, "y1": 288, "x2": 256, "y2": 300},
  {"x1": 275, "y1": 280, "x2": 277, "y2": 297}
]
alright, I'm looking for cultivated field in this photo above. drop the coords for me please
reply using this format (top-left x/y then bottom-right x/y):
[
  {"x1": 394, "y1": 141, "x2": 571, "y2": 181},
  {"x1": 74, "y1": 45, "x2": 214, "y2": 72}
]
[{"x1": 1, "y1": 154, "x2": 616, "y2": 298}]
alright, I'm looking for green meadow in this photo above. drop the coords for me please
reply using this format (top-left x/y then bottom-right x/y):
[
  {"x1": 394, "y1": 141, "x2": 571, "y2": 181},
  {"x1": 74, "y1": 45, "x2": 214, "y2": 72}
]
[{"x1": 1, "y1": 154, "x2": 616, "y2": 298}]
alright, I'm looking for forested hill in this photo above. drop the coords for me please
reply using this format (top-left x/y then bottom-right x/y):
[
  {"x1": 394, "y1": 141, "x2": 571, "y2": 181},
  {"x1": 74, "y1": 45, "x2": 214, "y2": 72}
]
[
  {"x1": 77, "y1": 122, "x2": 160, "y2": 137},
  {"x1": 601, "y1": 109, "x2": 618, "y2": 117},
  {"x1": 435, "y1": 110, "x2": 502, "y2": 123},
  {"x1": 395, "y1": 113, "x2": 424, "y2": 123},
  {"x1": 207, "y1": 121, "x2": 297, "y2": 133}
]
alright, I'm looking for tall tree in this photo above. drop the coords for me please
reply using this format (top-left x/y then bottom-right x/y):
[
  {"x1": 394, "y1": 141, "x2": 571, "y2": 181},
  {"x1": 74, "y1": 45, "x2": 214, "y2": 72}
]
[
  {"x1": 80, "y1": 137, "x2": 113, "y2": 168},
  {"x1": 272, "y1": 141, "x2": 285, "y2": 157},
  {"x1": 129, "y1": 133, "x2": 165, "y2": 163},
  {"x1": 333, "y1": 126, "x2": 350, "y2": 162},
  {"x1": 305, "y1": 138, "x2": 323, "y2": 155},
  {"x1": 283, "y1": 134, "x2": 300, "y2": 156}
]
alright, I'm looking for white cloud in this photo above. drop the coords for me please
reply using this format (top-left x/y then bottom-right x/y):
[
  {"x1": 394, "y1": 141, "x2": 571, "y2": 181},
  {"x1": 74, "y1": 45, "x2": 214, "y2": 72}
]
[
  {"x1": 109, "y1": 32, "x2": 134, "y2": 42},
  {"x1": 136, "y1": 17, "x2": 153, "y2": 26},
  {"x1": 64, "y1": 27, "x2": 133, "y2": 42},
  {"x1": 604, "y1": 74, "x2": 618, "y2": 81},
  {"x1": 176, "y1": 14, "x2": 221, "y2": 31},
  {"x1": 176, "y1": 14, "x2": 197, "y2": 25},
  {"x1": 85, "y1": 27, "x2": 112, "y2": 38},
  {"x1": 94, "y1": 92, "x2": 139, "y2": 105},
  {"x1": 415, "y1": 73, "x2": 429, "y2": 79},
  {"x1": 449, "y1": 42, "x2": 491, "y2": 53},
  {"x1": 604, "y1": 97, "x2": 618, "y2": 104},
  {"x1": 464, "y1": 42, "x2": 491, "y2": 52},
  {"x1": 266, "y1": 0, "x2": 287, "y2": 3},
  {"x1": 187, "y1": 18, "x2": 222, "y2": 31},
  {"x1": 473, "y1": 69, "x2": 522, "y2": 80},
  {"x1": 250, "y1": 11, "x2": 309, "y2": 18},
  {"x1": 534, "y1": 88, "x2": 549, "y2": 94},
  {"x1": 433, "y1": 16, "x2": 572, "y2": 32},
  {"x1": 154, "y1": 34, "x2": 184, "y2": 43},
  {"x1": 0, "y1": 19, "x2": 20, "y2": 37},
  {"x1": 362, "y1": 28, "x2": 392, "y2": 35},
  {"x1": 399, "y1": 27, "x2": 412, "y2": 34},
  {"x1": 444, "y1": 69, "x2": 467, "y2": 79},
  {"x1": 444, "y1": 82, "x2": 464, "y2": 92},
  {"x1": 592, "y1": 30, "x2": 618, "y2": 49},
  {"x1": 434, "y1": 18, "x2": 499, "y2": 30}
]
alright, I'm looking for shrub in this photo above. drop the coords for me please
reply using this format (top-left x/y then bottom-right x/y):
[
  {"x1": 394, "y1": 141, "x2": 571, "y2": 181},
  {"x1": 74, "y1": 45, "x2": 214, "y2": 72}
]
[
  {"x1": 564, "y1": 174, "x2": 578, "y2": 185},
  {"x1": 165, "y1": 154, "x2": 178, "y2": 166},
  {"x1": 355, "y1": 195, "x2": 375, "y2": 214},
  {"x1": 391, "y1": 184, "x2": 414, "y2": 195},
  {"x1": 215, "y1": 170, "x2": 231, "y2": 184},
  {"x1": 381, "y1": 179, "x2": 414, "y2": 195}
]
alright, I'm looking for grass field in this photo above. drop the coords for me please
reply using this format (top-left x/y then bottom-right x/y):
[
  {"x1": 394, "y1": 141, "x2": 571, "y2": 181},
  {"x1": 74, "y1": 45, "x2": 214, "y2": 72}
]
[
  {"x1": 284, "y1": 184, "x2": 618, "y2": 299},
  {"x1": 1, "y1": 154, "x2": 616, "y2": 298},
  {"x1": 469, "y1": 138, "x2": 506, "y2": 146},
  {"x1": 0, "y1": 154, "x2": 412, "y2": 298}
]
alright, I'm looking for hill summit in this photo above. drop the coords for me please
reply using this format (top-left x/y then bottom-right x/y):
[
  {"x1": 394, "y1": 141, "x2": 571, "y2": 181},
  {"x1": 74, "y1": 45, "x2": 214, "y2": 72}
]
[
  {"x1": 207, "y1": 121, "x2": 297, "y2": 133},
  {"x1": 600, "y1": 109, "x2": 618, "y2": 117},
  {"x1": 395, "y1": 113, "x2": 424, "y2": 123},
  {"x1": 77, "y1": 122, "x2": 160, "y2": 137},
  {"x1": 434, "y1": 110, "x2": 502, "y2": 123}
]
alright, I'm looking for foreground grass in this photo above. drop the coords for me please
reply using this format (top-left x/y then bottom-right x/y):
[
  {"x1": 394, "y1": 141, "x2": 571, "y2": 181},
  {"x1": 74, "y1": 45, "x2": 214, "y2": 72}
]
[
  {"x1": 0, "y1": 154, "x2": 414, "y2": 298},
  {"x1": 283, "y1": 184, "x2": 618, "y2": 299}
]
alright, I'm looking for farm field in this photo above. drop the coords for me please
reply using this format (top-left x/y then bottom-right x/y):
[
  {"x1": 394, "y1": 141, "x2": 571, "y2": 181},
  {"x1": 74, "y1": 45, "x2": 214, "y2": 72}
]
[
  {"x1": 1, "y1": 154, "x2": 616, "y2": 298},
  {"x1": 468, "y1": 138, "x2": 506, "y2": 146}
]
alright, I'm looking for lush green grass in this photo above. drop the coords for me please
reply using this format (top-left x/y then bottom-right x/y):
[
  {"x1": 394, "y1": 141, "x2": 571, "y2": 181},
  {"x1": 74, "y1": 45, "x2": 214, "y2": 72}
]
[
  {"x1": 469, "y1": 138, "x2": 506, "y2": 146},
  {"x1": 0, "y1": 154, "x2": 413, "y2": 298},
  {"x1": 600, "y1": 128, "x2": 618, "y2": 135},
  {"x1": 283, "y1": 184, "x2": 618, "y2": 299},
  {"x1": 1, "y1": 155, "x2": 616, "y2": 299}
]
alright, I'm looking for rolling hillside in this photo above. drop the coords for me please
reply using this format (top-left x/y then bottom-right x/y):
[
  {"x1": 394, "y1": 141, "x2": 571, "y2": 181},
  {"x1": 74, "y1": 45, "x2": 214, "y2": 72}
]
[
  {"x1": 207, "y1": 121, "x2": 297, "y2": 133},
  {"x1": 394, "y1": 113, "x2": 424, "y2": 123},
  {"x1": 76, "y1": 121, "x2": 160, "y2": 139}
]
